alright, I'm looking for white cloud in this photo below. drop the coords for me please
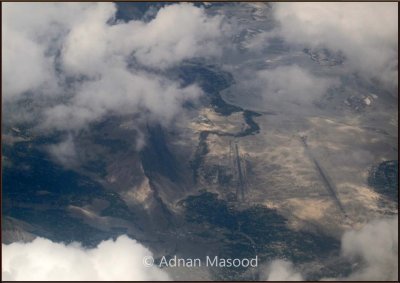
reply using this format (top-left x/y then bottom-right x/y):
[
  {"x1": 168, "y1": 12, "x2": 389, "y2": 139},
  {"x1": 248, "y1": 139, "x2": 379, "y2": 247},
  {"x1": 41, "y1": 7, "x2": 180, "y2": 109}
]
[
  {"x1": 2, "y1": 3, "x2": 94, "y2": 100},
  {"x1": 111, "y1": 3, "x2": 225, "y2": 70},
  {"x1": 60, "y1": 3, "x2": 117, "y2": 76},
  {"x1": 47, "y1": 135, "x2": 78, "y2": 167},
  {"x1": 257, "y1": 65, "x2": 336, "y2": 103},
  {"x1": 41, "y1": 70, "x2": 202, "y2": 131},
  {"x1": 230, "y1": 64, "x2": 337, "y2": 111},
  {"x1": 2, "y1": 235, "x2": 170, "y2": 281},
  {"x1": 61, "y1": 3, "x2": 225, "y2": 74},
  {"x1": 2, "y1": 216, "x2": 397, "y2": 281},
  {"x1": 272, "y1": 3, "x2": 398, "y2": 90},
  {"x1": 222, "y1": 61, "x2": 343, "y2": 116},
  {"x1": 2, "y1": 3, "x2": 225, "y2": 134},
  {"x1": 260, "y1": 260, "x2": 303, "y2": 281},
  {"x1": 2, "y1": 29, "x2": 54, "y2": 99},
  {"x1": 260, "y1": 215, "x2": 398, "y2": 281},
  {"x1": 339, "y1": 215, "x2": 398, "y2": 281}
]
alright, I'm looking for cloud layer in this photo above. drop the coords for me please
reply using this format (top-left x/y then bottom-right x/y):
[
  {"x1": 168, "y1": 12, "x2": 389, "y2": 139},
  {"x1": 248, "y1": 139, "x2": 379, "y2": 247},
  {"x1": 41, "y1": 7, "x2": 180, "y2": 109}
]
[
  {"x1": 4, "y1": 2, "x2": 397, "y2": 137},
  {"x1": 273, "y1": 2, "x2": 398, "y2": 90},
  {"x1": 3, "y1": 3, "x2": 226, "y2": 131},
  {"x1": 3, "y1": 2, "x2": 229, "y2": 164},
  {"x1": 260, "y1": 260, "x2": 303, "y2": 281},
  {"x1": 256, "y1": 65, "x2": 336, "y2": 104},
  {"x1": 222, "y1": 2, "x2": 397, "y2": 113},
  {"x1": 2, "y1": 235, "x2": 170, "y2": 281},
  {"x1": 339, "y1": 215, "x2": 398, "y2": 280},
  {"x1": 1, "y1": 210, "x2": 397, "y2": 280},
  {"x1": 261, "y1": 215, "x2": 398, "y2": 281}
]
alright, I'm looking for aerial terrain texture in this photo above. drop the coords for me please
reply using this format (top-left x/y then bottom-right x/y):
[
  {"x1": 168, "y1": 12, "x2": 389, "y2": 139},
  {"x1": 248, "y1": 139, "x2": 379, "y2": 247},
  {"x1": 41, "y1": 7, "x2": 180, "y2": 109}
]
[{"x1": 2, "y1": 2, "x2": 398, "y2": 281}]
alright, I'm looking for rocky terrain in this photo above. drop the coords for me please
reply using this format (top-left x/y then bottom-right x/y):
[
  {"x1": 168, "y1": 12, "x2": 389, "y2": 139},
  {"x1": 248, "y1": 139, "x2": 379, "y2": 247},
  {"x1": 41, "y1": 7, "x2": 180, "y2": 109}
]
[{"x1": 2, "y1": 2, "x2": 398, "y2": 281}]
